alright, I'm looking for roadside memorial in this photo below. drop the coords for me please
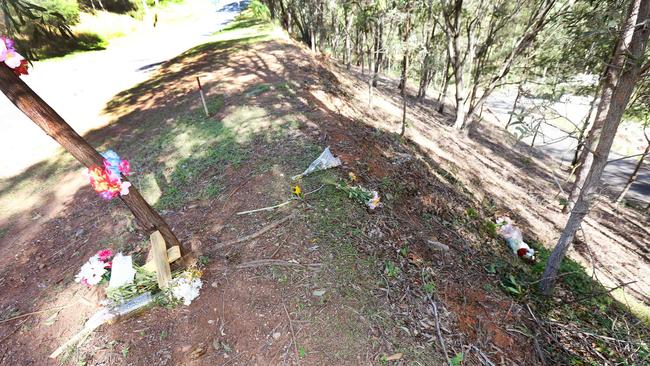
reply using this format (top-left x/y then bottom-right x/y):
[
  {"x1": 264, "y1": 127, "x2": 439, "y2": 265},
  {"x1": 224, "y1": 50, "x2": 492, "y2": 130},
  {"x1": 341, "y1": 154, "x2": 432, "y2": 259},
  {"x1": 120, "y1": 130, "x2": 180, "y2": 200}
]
[
  {"x1": 0, "y1": 36, "x2": 200, "y2": 359},
  {"x1": 0, "y1": 38, "x2": 185, "y2": 255},
  {"x1": 496, "y1": 216, "x2": 535, "y2": 260}
]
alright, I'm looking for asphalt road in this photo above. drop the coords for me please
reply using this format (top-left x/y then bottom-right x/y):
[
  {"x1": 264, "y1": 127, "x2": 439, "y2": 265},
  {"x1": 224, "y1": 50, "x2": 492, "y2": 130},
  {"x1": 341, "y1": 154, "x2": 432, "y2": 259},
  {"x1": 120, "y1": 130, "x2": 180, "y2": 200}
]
[
  {"x1": 485, "y1": 91, "x2": 649, "y2": 206},
  {"x1": 0, "y1": 0, "x2": 247, "y2": 178}
]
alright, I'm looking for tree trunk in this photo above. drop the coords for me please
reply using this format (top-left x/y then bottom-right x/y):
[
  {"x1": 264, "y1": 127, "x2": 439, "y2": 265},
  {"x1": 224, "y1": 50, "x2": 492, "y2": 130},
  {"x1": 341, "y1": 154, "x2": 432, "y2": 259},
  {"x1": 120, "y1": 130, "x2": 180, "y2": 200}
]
[
  {"x1": 401, "y1": 51, "x2": 410, "y2": 137},
  {"x1": 563, "y1": 0, "x2": 644, "y2": 214},
  {"x1": 437, "y1": 56, "x2": 451, "y2": 114},
  {"x1": 372, "y1": 20, "x2": 384, "y2": 87},
  {"x1": 344, "y1": 7, "x2": 351, "y2": 69},
  {"x1": 505, "y1": 84, "x2": 524, "y2": 129},
  {"x1": 615, "y1": 143, "x2": 649, "y2": 204},
  {"x1": 0, "y1": 64, "x2": 185, "y2": 254},
  {"x1": 571, "y1": 82, "x2": 602, "y2": 168},
  {"x1": 539, "y1": 0, "x2": 650, "y2": 295}
]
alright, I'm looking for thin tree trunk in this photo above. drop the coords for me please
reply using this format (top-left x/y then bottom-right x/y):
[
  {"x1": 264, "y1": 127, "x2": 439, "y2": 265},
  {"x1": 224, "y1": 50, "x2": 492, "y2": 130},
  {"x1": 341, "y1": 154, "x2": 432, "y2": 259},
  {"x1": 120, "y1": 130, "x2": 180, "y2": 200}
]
[
  {"x1": 372, "y1": 20, "x2": 384, "y2": 87},
  {"x1": 344, "y1": 7, "x2": 351, "y2": 69},
  {"x1": 401, "y1": 53, "x2": 410, "y2": 137},
  {"x1": 0, "y1": 64, "x2": 185, "y2": 254},
  {"x1": 615, "y1": 143, "x2": 649, "y2": 204},
  {"x1": 506, "y1": 84, "x2": 524, "y2": 129},
  {"x1": 540, "y1": 0, "x2": 650, "y2": 295},
  {"x1": 563, "y1": 0, "x2": 644, "y2": 214},
  {"x1": 571, "y1": 81, "x2": 603, "y2": 168},
  {"x1": 438, "y1": 56, "x2": 451, "y2": 114}
]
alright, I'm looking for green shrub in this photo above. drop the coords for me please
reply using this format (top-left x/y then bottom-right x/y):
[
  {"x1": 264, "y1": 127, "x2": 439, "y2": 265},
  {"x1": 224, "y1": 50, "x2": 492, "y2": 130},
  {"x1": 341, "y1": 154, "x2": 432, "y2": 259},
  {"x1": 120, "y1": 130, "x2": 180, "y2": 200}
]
[{"x1": 34, "y1": 0, "x2": 80, "y2": 26}]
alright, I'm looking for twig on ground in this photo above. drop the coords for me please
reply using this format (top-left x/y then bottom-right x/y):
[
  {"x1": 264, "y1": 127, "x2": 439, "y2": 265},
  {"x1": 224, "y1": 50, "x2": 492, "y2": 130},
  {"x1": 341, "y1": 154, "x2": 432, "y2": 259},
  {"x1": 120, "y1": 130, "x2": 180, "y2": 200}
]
[
  {"x1": 282, "y1": 303, "x2": 300, "y2": 365},
  {"x1": 236, "y1": 259, "x2": 321, "y2": 271},
  {"x1": 0, "y1": 303, "x2": 75, "y2": 325},
  {"x1": 235, "y1": 185, "x2": 324, "y2": 215},
  {"x1": 0, "y1": 318, "x2": 28, "y2": 345},
  {"x1": 471, "y1": 345, "x2": 496, "y2": 366},
  {"x1": 429, "y1": 296, "x2": 451, "y2": 366},
  {"x1": 210, "y1": 214, "x2": 294, "y2": 251},
  {"x1": 236, "y1": 200, "x2": 296, "y2": 215}
]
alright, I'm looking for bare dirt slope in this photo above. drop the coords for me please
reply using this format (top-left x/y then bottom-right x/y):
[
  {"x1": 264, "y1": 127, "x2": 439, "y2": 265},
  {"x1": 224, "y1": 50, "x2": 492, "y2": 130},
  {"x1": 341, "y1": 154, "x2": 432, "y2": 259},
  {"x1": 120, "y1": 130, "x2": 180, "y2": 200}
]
[{"x1": 0, "y1": 13, "x2": 648, "y2": 366}]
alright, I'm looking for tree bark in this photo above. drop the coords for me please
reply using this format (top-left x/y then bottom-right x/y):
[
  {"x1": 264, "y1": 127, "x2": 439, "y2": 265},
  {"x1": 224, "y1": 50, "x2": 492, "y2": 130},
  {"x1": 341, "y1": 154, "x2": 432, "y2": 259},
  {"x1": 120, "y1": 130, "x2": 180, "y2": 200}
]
[
  {"x1": 563, "y1": 0, "x2": 645, "y2": 213},
  {"x1": 372, "y1": 19, "x2": 384, "y2": 87},
  {"x1": 437, "y1": 56, "x2": 451, "y2": 113},
  {"x1": 0, "y1": 64, "x2": 185, "y2": 254},
  {"x1": 344, "y1": 6, "x2": 352, "y2": 69},
  {"x1": 539, "y1": 0, "x2": 650, "y2": 295}
]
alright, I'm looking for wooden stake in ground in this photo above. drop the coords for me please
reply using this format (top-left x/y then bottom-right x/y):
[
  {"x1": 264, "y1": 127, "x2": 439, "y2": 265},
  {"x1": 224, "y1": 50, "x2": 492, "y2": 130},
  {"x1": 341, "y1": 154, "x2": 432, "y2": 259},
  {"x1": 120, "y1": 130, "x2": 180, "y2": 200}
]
[
  {"x1": 196, "y1": 76, "x2": 209, "y2": 117},
  {"x1": 0, "y1": 64, "x2": 185, "y2": 255},
  {"x1": 150, "y1": 231, "x2": 172, "y2": 289}
]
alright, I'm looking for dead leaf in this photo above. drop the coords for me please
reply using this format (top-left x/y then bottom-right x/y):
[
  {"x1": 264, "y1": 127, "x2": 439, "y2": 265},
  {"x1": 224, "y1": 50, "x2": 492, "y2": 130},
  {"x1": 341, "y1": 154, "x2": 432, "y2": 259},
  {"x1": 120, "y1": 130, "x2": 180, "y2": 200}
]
[{"x1": 386, "y1": 352, "x2": 403, "y2": 361}]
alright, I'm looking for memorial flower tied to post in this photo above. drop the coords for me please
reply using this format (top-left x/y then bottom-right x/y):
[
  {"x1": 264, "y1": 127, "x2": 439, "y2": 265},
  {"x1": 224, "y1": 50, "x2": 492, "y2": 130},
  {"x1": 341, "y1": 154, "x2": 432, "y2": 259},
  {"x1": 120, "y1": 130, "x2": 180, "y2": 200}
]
[
  {"x1": 75, "y1": 249, "x2": 114, "y2": 286},
  {"x1": 0, "y1": 36, "x2": 28, "y2": 76},
  {"x1": 86, "y1": 150, "x2": 132, "y2": 199}
]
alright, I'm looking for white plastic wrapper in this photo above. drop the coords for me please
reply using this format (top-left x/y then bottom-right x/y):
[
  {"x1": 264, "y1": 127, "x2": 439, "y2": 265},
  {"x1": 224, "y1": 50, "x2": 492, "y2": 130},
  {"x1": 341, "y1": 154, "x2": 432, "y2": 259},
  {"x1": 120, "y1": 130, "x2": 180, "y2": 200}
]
[
  {"x1": 496, "y1": 217, "x2": 535, "y2": 259},
  {"x1": 108, "y1": 253, "x2": 136, "y2": 289},
  {"x1": 292, "y1": 147, "x2": 342, "y2": 180}
]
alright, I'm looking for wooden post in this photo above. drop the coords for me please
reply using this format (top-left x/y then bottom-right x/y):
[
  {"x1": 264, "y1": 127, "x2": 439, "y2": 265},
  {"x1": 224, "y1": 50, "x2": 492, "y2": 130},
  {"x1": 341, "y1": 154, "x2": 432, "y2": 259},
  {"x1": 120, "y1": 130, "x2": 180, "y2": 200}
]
[
  {"x1": 196, "y1": 77, "x2": 209, "y2": 117},
  {"x1": 150, "y1": 231, "x2": 172, "y2": 289},
  {"x1": 0, "y1": 64, "x2": 186, "y2": 255}
]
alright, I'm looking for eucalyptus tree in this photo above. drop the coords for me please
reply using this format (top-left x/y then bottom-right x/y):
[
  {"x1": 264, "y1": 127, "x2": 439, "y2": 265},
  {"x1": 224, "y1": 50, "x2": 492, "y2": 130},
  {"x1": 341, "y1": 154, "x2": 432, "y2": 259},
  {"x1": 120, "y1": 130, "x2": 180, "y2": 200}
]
[
  {"x1": 437, "y1": 0, "x2": 563, "y2": 130},
  {"x1": 540, "y1": 0, "x2": 650, "y2": 295}
]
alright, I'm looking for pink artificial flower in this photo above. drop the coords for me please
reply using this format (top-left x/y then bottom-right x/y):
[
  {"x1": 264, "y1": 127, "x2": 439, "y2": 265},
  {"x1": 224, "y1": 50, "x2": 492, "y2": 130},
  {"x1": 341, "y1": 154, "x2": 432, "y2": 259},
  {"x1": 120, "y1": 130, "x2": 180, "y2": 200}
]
[
  {"x1": 119, "y1": 159, "x2": 130, "y2": 175},
  {"x1": 97, "y1": 249, "x2": 113, "y2": 262},
  {"x1": 80, "y1": 278, "x2": 89, "y2": 287}
]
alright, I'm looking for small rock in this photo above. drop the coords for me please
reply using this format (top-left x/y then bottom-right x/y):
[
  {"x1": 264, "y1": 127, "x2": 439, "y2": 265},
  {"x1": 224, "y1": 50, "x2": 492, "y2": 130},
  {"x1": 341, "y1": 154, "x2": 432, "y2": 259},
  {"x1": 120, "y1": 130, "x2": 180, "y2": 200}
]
[
  {"x1": 426, "y1": 240, "x2": 450, "y2": 251},
  {"x1": 211, "y1": 282, "x2": 219, "y2": 288},
  {"x1": 208, "y1": 320, "x2": 214, "y2": 325},
  {"x1": 312, "y1": 289, "x2": 326, "y2": 297},
  {"x1": 272, "y1": 332, "x2": 281, "y2": 340}
]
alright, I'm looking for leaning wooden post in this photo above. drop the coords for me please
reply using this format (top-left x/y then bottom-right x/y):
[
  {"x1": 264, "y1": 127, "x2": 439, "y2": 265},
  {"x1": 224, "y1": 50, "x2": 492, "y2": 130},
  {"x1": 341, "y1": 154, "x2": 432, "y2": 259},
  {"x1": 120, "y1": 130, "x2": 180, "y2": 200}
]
[
  {"x1": 0, "y1": 64, "x2": 186, "y2": 255},
  {"x1": 196, "y1": 76, "x2": 209, "y2": 117}
]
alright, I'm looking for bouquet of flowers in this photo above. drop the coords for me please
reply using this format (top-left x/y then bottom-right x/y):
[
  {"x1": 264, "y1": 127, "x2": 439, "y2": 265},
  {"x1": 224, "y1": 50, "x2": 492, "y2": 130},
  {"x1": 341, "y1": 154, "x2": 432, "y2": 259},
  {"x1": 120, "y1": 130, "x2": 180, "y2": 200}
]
[
  {"x1": 75, "y1": 249, "x2": 114, "y2": 286},
  {"x1": 335, "y1": 173, "x2": 381, "y2": 210},
  {"x1": 86, "y1": 150, "x2": 132, "y2": 200}
]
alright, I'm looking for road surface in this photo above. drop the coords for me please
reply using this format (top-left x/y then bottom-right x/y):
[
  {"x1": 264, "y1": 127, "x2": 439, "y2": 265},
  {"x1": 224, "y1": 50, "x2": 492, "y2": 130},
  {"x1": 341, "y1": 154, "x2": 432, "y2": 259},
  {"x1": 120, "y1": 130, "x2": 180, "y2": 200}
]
[
  {"x1": 485, "y1": 91, "x2": 649, "y2": 206},
  {"x1": 0, "y1": 0, "x2": 247, "y2": 178}
]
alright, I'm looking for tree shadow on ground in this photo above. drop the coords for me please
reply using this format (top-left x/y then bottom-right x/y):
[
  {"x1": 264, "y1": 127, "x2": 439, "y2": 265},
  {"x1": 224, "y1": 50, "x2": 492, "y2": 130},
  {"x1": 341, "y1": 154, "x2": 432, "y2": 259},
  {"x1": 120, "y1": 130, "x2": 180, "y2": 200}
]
[{"x1": 1, "y1": 26, "x2": 647, "y2": 365}]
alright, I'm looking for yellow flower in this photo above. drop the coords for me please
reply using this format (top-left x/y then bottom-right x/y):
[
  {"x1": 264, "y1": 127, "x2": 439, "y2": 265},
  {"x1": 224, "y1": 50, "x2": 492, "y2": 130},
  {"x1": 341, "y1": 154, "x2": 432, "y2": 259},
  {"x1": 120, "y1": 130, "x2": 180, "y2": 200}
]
[
  {"x1": 292, "y1": 184, "x2": 302, "y2": 196},
  {"x1": 348, "y1": 172, "x2": 357, "y2": 182}
]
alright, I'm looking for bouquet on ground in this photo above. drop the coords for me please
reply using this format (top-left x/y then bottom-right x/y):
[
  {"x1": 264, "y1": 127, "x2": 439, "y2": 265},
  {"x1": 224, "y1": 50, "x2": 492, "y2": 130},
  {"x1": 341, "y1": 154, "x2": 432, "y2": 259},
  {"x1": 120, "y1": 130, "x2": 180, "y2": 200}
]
[
  {"x1": 75, "y1": 249, "x2": 114, "y2": 286},
  {"x1": 335, "y1": 172, "x2": 381, "y2": 210}
]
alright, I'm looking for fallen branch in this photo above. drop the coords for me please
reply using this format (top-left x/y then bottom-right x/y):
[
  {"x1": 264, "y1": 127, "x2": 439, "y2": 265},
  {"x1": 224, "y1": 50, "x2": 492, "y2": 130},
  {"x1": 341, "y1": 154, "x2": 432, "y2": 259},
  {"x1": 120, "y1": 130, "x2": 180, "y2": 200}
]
[
  {"x1": 429, "y1": 296, "x2": 451, "y2": 366},
  {"x1": 236, "y1": 200, "x2": 296, "y2": 215},
  {"x1": 0, "y1": 303, "x2": 75, "y2": 325},
  {"x1": 283, "y1": 303, "x2": 300, "y2": 365},
  {"x1": 236, "y1": 259, "x2": 321, "y2": 271},
  {"x1": 235, "y1": 185, "x2": 324, "y2": 215},
  {"x1": 210, "y1": 214, "x2": 294, "y2": 251}
]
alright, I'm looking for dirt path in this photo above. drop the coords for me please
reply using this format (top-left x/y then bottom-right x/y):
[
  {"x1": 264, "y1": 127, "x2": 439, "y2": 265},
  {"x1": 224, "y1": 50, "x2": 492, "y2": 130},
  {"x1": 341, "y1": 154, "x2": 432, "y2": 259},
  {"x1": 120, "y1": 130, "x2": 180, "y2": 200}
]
[{"x1": 0, "y1": 0, "x2": 247, "y2": 178}]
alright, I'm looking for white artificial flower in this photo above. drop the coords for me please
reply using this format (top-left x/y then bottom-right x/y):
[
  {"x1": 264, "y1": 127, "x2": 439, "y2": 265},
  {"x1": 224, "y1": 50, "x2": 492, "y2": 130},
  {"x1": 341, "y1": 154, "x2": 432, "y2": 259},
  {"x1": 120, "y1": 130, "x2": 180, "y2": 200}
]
[
  {"x1": 0, "y1": 41, "x2": 6, "y2": 62},
  {"x1": 4, "y1": 50, "x2": 24, "y2": 69},
  {"x1": 170, "y1": 277, "x2": 203, "y2": 306},
  {"x1": 75, "y1": 255, "x2": 107, "y2": 286},
  {"x1": 366, "y1": 190, "x2": 381, "y2": 209},
  {"x1": 120, "y1": 181, "x2": 131, "y2": 196}
]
